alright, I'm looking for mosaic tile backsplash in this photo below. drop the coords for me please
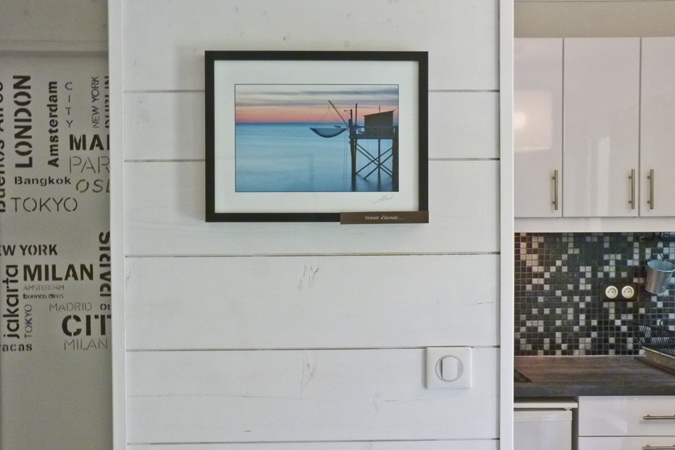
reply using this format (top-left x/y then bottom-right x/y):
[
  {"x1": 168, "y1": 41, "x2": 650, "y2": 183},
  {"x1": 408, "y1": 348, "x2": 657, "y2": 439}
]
[{"x1": 515, "y1": 233, "x2": 675, "y2": 356}]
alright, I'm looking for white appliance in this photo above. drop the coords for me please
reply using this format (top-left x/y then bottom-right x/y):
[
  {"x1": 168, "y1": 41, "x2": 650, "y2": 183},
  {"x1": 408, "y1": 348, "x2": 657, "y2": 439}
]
[{"x1": 515, "y1": 399, "x2": 577, "y2": 450}]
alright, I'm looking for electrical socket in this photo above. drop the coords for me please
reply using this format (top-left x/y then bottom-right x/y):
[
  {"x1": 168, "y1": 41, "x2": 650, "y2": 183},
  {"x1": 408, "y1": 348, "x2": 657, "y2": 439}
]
[
  {"x1": 600, "y1": 282, "x2": 638, "y2": 301},
  {"x1": 621, "y1": 285, "x2": 636, "y2": 299}
]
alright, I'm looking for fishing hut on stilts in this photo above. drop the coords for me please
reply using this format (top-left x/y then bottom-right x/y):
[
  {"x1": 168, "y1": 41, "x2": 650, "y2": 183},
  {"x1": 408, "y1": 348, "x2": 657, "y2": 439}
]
[{"x1": 310, "y1": 101, "x2": 399, "y2": 191}]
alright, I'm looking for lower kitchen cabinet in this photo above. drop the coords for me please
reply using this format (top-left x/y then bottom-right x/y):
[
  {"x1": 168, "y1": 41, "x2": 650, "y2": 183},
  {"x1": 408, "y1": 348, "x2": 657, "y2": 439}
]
[
  {"x1": 578, "y1": 396, "x2": 675, "y2": 449},
  {"x1": 514, "y1": 399, "x2": 576, "y2": 450},
  {"x1": 579, "y1": 436, "x2": 675, "y2": 450}
]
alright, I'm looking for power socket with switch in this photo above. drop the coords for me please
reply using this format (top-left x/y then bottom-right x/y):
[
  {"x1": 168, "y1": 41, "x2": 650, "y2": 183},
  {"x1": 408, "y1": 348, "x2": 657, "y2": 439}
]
[{"x1": 600, "y1": 282, "x2": 638, "y2": 301}]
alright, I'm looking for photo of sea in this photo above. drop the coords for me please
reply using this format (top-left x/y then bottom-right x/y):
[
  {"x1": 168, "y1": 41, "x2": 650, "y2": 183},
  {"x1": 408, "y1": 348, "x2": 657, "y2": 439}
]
[{"x1": 234, "y1": 84, "x2": 398, "y2": 193}]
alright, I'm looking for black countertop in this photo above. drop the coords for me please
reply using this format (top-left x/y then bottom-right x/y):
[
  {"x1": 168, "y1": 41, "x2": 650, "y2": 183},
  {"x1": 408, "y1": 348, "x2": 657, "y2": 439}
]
[{"x1": 515, "y1": 356, "x2": 675, "y2": 397}]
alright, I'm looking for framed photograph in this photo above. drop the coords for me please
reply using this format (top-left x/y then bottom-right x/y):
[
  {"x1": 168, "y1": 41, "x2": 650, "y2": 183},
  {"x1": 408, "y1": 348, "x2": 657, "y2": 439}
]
[{"x1": 205, "y1": 51, "x2": 428, "y2": 222}]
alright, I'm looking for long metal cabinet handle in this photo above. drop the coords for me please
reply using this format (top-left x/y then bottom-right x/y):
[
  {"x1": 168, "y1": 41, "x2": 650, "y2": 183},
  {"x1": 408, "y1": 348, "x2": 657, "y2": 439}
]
[
  {"x1": 642, "y1": 445, "x2": 675, "y2": 450},
  {"x1": 629, "y1": 169, "x2": 636, "y2": 210},
  {"x1": 648, "y1": 169, "x2": 655, "y2": 210},
  {"x1": 643, "y1": 414, "x2": 675, "y2": 420},
  {"x1": 552, "y1": 170, "x2": 559, "y2": 211}
]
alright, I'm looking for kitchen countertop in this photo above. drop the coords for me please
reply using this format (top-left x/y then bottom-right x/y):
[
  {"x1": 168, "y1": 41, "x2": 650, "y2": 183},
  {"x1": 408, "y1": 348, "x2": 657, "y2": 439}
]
[{"x1": 515, "y1": 356, "x2": 675, "y2": 397}]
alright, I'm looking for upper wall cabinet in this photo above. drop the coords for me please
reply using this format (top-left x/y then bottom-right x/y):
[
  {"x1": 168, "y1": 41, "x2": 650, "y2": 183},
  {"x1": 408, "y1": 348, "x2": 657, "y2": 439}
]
[
  {"x1": 563, "y1": 38, "x2": 640, "y2": 218},
  {"x1": 514, "y1": 39, "x2": 563, "y2": 218},
  {"x1": 640, "y1": 38, "x2": 675, "y2": 217},
  {"x1": 515, "y1": 37, "x2": 675, "y2": 230}
]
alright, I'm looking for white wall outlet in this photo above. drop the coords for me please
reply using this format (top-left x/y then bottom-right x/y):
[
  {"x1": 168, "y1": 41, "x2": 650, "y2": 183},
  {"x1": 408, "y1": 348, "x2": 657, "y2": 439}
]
[
  {"x1": 621, "y1": 285, "x2": 635, "y2": 299},
  {"x1": 600, "y1": 282, "x2": 639, "y2": 301},
  {"x1": 425, "y1": 347, "x2": 472, "y2": 389}
]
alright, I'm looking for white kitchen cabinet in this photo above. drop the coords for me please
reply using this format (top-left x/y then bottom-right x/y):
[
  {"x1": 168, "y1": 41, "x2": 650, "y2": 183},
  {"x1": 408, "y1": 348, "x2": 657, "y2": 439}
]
[
  {"x1": 563, "y1": 38, "x2": 641, "y2": 218},
  {"x1": 514, "y1": 38, "x2": 563, "y2": 218},
  {"x1": 640, "y1": 37, "x2": 675, "y2": 217},
  {"x1": 578, "y1": 396, "x2": 675, "y2": 450},
  {"x1": 515, "y1": 37, "x2": 675, "y2": 230},
  {"x1": 579, "y1": 436, "x2": 675, "y2": 450},
  {"x1": 515, "y1": 400, "x2": 576, "y2": 450},
  {"x1": 514, "y1": 38, "x2": 641, "y2": 220}
]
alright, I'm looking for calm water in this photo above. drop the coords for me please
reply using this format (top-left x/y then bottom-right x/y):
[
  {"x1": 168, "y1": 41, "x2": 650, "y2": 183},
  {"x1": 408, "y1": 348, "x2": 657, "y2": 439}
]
[{"x1": 235, "y1": 123, "x2": 395, "y2": 192}]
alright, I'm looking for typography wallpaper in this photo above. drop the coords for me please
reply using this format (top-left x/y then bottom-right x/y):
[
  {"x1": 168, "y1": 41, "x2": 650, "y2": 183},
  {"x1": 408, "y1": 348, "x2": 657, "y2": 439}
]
[{"x1": 0, "y1": 53, "x2": 111, "y2": 450}]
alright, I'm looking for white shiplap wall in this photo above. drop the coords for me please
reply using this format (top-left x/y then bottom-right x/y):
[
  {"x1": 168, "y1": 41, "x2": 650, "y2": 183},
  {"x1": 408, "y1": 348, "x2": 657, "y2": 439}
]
[{"x1": 116, "y1": 0, "x2": 504, "y2": 448}]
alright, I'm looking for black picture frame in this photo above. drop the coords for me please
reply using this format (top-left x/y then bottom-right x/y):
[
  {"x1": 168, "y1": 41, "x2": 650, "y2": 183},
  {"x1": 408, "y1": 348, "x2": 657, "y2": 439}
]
[{"x1": 205, "y1": 50, "x2": 428, "y2": 222}]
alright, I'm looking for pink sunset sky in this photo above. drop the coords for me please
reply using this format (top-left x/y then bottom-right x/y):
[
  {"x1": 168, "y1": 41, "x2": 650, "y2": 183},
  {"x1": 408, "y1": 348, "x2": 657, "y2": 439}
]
[{"x1": 234, "y1": 84, "x2": 398, "y2": 124}]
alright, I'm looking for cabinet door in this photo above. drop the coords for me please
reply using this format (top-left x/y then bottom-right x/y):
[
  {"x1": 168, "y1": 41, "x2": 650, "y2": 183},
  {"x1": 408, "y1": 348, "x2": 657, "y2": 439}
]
[
  {"x1": 641, "y1": 37, "x2": 675, "y2": 217},
  {"x1": 514, "y1": 38, "x2": 563, "y2": 217},
  {"x1": 579, "y1": 396, "x2": 675, "y2": 437},
  {"x1": 563, "y1": 38, "x2": 640, "y2": 217},
  {"x1": 579, "y1": 437, "x2": 675, "y2": 450}
]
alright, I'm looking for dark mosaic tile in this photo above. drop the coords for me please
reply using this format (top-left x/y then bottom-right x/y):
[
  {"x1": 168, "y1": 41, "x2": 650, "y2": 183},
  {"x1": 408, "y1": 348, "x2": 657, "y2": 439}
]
[{"x1": 515, "y1": 233, "x2": 675, "y2": 356}]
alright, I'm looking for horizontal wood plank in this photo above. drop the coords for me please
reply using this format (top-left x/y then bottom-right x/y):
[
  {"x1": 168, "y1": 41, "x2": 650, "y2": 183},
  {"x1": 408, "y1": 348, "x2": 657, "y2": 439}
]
[
  {"x1": 126, "y1": 254, "x2": 498, "y2": 350},
  {"x1": 429, "y1": 92, "x2": 499, "y2": 160},
  {"x1": 127, "y1": 348, "x2": 498, "y2": 443},
  {"x1": 124, "y1": 92, "x2": 204, "y2": 161},
  {"x1": 122, "y1": 0, "x2": 498, "y2": 91},
  {"x1": 124, "y1": 161, "x2": 499, "y2": 256},
  {"x1": 129, "y1": 441, "x2": 498, "y2": 450},
  {"x1": 124, "y1": 92, "x2": 499, "y2": 161}
]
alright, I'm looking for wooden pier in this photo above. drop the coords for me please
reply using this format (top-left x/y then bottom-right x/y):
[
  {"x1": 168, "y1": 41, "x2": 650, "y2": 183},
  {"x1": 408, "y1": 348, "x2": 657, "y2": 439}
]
[{"x1": 347, "y1": 110, "x2": 399, "y2": 191}]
